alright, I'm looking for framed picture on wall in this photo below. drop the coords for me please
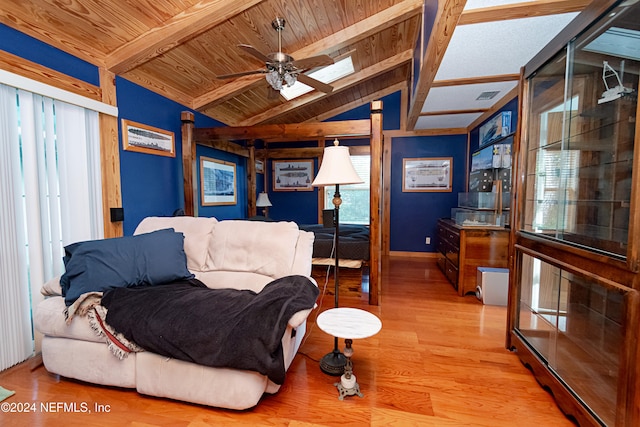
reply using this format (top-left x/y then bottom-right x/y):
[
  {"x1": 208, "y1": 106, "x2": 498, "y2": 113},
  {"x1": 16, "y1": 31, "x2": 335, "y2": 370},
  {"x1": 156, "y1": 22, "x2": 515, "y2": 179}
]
[
  {"x1": 121, "y1": 119, "x2": 175, "y2": 157},
  {"x1": 402, "y1": 157, "x2": 452, "y2": 192},
  {"x1": 255, "y1": 159, "x2": 265, "y2": 174},
  {"x1": 273, "y1": 160, "x2": 314, "y2": 191},
  {"x1": 200, "y1": 156, "x2": 237, "y2": 205}
]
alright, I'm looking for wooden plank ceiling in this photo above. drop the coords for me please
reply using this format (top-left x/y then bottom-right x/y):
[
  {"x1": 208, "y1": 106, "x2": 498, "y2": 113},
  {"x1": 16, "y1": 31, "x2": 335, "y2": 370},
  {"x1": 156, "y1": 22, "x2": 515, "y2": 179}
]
[{"x1": 0, "y1": 0, "x2": 592, "y2": 130}]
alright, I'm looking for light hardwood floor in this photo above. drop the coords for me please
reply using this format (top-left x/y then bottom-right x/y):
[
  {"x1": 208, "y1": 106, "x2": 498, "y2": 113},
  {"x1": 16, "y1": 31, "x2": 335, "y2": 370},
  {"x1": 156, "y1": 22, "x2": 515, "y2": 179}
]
[{"x1": 0, "y1": 256, "x2": 575, "y2": 426}]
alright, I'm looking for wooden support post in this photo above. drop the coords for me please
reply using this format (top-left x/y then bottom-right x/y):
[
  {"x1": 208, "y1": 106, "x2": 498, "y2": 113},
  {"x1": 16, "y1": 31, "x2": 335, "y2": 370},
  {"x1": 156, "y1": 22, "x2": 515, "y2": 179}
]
[
  {"x1": 382, "y1": 135, "x2": 392, "y2": 256},
  {"x1": 369, "y1": 100, "x2": 383, "y2": 306},
  {"x1": 247, "y1": 140, "x2": 257, "y2": 218},
  {"x1": 181, "y1": 111, "x2": 196, "y2": 217},
  {"x1": 317, "y1": 137, "x2": 326, "y2": 224},
  {"x1": 98, "y1": 68, "x2": 122, "y2": 238}
]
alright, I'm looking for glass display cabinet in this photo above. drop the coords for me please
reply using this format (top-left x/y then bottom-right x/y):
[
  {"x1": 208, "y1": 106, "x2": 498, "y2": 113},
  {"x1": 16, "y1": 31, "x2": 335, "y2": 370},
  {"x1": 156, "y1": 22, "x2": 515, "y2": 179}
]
[
  {"x1": 453, "y1": 192, "x2": 510, "y2": 226},
  {"x1": 508, "y1": 1, "x2": 640, "y2": 426}
]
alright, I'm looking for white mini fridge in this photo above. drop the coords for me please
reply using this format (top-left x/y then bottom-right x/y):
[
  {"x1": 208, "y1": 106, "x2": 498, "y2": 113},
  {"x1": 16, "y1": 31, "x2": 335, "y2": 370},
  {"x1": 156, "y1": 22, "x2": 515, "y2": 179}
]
[{"x1": 476, "y1": 267, "x2": 509, "y2": 306}]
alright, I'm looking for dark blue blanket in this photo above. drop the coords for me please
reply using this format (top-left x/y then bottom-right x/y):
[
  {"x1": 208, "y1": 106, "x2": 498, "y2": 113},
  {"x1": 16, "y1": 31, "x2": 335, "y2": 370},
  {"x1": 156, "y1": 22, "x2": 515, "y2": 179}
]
[{"x1": 101, "y1": 275, "x2": 318, "y2": 384}]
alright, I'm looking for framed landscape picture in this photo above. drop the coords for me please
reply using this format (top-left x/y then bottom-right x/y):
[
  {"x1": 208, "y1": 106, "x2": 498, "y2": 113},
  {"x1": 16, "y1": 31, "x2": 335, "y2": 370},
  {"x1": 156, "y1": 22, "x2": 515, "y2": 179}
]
[
  {"x1": 200, "y1": 157, "x2": 237, "y2": 205},
  {"x1": 121, "y1": 119, "x2": 175, "y2": 157},
  {"x1": 273, "y1": 160, "x2": 314, "y2": 191},
  {"x1": 402, "y1": 157, "x2": 452, "y2": 192}
]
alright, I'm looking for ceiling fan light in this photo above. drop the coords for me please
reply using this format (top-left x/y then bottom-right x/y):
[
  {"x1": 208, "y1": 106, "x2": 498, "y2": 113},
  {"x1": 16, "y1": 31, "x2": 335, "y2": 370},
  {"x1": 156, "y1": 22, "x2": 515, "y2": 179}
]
[
  {"x1": 284, "y1": 73, "x2": 297, "y2": 87},
  {"x1": 266, "y1": 70, "x2": 282, "y2": 90}
]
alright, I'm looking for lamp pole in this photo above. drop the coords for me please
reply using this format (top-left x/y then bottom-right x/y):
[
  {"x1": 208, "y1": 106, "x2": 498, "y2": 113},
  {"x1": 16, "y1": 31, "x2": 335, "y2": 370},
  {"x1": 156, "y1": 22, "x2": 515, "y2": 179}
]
[
  {"x1": 311, "y1": 139, "x2": 363, "y2": 376},
  {"x1": 319, "y1": 184, "x2": 347, "y2": 375}
]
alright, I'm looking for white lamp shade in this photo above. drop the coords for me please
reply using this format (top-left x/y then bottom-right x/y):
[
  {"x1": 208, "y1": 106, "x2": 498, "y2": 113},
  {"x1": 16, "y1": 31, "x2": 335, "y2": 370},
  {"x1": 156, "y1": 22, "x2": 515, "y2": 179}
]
[
  {"x1": 256, "y1": 192, "x2": 272, "y2": 207},
  {"x1": 312, "y1": 141, "x2": 364, "y2": 187}
]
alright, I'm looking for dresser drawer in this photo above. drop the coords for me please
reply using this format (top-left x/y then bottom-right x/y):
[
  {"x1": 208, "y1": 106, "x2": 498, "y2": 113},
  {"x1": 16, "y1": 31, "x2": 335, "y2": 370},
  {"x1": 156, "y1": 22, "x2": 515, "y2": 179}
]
[{"x1": 445, "y1": 260, "x2": 458, "y2": 290}]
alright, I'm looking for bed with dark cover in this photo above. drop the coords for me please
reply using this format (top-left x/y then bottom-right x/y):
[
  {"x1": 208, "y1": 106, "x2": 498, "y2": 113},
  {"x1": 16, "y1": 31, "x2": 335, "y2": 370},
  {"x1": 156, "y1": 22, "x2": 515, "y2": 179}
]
[{"x1": 299, "y1": 224, "x2": 370, "y2": 262}]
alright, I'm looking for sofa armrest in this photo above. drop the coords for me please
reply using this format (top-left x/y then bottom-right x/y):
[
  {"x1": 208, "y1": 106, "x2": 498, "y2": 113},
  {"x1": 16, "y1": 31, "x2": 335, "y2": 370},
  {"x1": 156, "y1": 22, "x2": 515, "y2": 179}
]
[
  {"x1": 42, "y1": 275, "x2": 62, "y2": 296},
  {"x1": 288, "y1": 308, "x2": 313, "y2": 329},
  {"x1": 288, "y1": 275, "x2": 318, "y2": 328}
]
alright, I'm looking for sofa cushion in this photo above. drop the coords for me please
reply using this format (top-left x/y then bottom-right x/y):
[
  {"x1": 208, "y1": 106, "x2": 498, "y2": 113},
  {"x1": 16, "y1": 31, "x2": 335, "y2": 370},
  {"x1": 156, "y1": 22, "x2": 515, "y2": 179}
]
[
  {"x1": 206, "y1": 221, "x2": 301, "y2": 279},
  {"x1": 60, "y1": 229, "x2": 193, "y2": 306},
  {"x1": 34, "y1": 296, "x2": 103, "y2": 343},
  {"x1": 134, "y1": 216, "x2": 218, "y2": 271}
]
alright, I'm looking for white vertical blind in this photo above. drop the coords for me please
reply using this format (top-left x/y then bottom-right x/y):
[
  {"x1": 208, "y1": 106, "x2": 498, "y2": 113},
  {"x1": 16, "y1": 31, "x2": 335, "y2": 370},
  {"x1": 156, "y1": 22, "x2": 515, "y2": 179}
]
[
  {"x1": 0, "y1": 84, "x2": 104, "y2": 371},
  {"x1": 0, "y1": 84, "x2": 33, "y2": 372}
]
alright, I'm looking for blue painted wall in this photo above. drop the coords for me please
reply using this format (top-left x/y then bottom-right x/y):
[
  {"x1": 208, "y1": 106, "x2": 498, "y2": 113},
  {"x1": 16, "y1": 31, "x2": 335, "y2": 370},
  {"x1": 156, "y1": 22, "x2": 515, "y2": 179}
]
[
  {"x1": 0, "y1": 24, "x2": 99, "y2": 86},
  {"x1": 116, "y1": 78, "x2": 222, "y2": 233},
  {"x1": 389, "y1": 134, "x2": 467, "y2": 252}
]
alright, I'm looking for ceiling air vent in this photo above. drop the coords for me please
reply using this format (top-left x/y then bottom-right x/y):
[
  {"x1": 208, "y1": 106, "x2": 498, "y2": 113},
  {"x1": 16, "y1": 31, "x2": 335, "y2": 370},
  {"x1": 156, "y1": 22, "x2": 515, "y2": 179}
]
[{"x1": 476, "y1": 91, "x2": 500, "y2": 100}]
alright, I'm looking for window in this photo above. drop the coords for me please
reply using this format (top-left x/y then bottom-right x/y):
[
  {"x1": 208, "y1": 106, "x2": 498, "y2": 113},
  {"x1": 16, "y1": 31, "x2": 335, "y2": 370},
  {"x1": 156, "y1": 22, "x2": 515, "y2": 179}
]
[
  {"x1": 323, "y1": 154, "x2": 370, "y2": 225},
  {"x1": 0, "y1": 83, "x2": 104, "y2": 371}
]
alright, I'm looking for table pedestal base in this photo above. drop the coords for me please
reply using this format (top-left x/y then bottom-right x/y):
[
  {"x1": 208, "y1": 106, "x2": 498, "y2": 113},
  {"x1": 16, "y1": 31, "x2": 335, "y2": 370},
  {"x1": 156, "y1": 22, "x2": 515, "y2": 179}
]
[
  {"x1": 332, "y1": 338, "x2": 364, "y2": 400},
  {"x1": 334, "y1": 374, "x2": 363, "y2": 400},
  {"x1": 319, "y1": 349, "x2": 346, "y2": 376}
]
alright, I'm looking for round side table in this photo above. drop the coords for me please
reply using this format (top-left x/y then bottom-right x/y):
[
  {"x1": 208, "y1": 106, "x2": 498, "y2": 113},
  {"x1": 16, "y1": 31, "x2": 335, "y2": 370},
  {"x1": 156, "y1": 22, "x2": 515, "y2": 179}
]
[{"x1": 316, "y1": 307, "x2": 382, "y2": 400}]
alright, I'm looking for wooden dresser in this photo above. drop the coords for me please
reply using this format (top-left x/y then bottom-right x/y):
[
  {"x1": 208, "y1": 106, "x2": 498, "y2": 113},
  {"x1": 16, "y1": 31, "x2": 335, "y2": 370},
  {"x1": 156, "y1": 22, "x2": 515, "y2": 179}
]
[{"x1": 436, "y1": 218, "x2": 509, "y2": 296}]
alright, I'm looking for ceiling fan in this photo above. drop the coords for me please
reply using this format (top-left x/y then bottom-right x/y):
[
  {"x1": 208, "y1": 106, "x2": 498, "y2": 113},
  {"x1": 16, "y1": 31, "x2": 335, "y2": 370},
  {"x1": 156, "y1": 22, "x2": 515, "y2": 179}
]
[{"x1": 217, "y1": 17, "x2": 335, "y2": 96}]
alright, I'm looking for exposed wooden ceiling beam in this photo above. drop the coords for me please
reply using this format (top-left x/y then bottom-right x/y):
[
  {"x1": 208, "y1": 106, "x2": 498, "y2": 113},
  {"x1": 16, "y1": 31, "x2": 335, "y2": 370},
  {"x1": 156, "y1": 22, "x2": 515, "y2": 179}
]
[
  {"x1": 407, "y1": 0, "x2": 467, "y2": 130},
  {"x1": 432, "y1": 73, "x2": 520, "y2": 87},
  {"x1": 118, "y1": 71, "x2": 195, "y2": 108},
  {"x1": 197, "y1": 140, "x2": 250, "y2": 157},
  {"x1": 191, "y1": 0, "x2": 422, "y2": 110},
  {"x1": 192, "y1": 75, "x2": 263, "y2": 111},
  {"x1": 193, "y1": 120, "x2": 372, "y2": 142},
  {"x1": 308, "y1": 81, "x2": 407, "y2": 123},
  {"x1": 458, "y1": 0, "x2": 592, "y2": 26},
  {"x1": 106, "y1": 0, "x2": 265, "y2": 75},
  {"x1": 239, "y1": 49, "x2": 413, "y2": 126},
  {"x1": 0, "y1": 50, "x2": 102, "y2": 101}
]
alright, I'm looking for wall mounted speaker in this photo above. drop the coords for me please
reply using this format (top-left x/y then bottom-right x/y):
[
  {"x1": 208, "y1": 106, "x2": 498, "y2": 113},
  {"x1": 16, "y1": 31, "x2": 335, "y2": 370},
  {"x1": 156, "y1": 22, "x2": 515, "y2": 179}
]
[{"x1": 110, "y1": 207, "x2": 124, "y2": 222}]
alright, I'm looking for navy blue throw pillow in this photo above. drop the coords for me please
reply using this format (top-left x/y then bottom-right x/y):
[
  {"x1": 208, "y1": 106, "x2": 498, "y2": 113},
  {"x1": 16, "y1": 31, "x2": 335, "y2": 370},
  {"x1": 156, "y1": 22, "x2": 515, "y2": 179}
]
[{"x1": 60, "y1": 228, "x2": 194, "y2": 306}]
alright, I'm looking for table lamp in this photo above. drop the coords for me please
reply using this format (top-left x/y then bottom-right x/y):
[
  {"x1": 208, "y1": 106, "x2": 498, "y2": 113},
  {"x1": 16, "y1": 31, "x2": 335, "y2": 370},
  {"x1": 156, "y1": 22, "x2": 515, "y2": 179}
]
[
  {"x1": 256, "y1": 191, "x2": 272, "y2": 217},
  {"x1": 312, "y1": 138, "x2": 363, "y2": 375}
]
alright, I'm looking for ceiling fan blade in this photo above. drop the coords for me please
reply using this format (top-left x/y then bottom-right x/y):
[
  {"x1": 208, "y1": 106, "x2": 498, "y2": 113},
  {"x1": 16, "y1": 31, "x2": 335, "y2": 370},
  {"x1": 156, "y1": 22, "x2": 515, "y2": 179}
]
[
  {"x1": 237, "y1": 44, "x2": 271, "y2": 63},
  {"x1": 290, "y1": 54, "x2": 334, "y2": 70},
  {"x1": 297, "y1": 74, "x2": 333, "y2": 93},
  {"x1": 217, "y1": 69, "x2": 266, "y2": 79}
]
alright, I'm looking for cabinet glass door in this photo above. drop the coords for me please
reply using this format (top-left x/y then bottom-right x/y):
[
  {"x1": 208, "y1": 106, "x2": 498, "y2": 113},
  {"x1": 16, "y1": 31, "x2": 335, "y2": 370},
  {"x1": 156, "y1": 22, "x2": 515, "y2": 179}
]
[
  {"x1": 522, "y1": 1, "x2": 639, "y2": 258},
  {"x1": 516, "y1": 253, "x2": 625, "y2": 426}
]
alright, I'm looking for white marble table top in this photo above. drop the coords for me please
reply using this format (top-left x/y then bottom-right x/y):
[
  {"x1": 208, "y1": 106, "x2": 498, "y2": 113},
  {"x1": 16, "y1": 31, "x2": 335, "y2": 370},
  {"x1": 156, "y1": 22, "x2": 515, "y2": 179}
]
[{"x1": 316, "y1": 307, "x2": 382, "y2": 339}]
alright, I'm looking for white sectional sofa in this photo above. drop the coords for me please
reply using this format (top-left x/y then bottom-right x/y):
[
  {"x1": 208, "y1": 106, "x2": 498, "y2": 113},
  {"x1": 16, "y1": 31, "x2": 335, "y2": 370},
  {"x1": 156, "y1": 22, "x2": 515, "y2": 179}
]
[{"x1": 34, "y1": 216, "x2": 317, "y2": 410}]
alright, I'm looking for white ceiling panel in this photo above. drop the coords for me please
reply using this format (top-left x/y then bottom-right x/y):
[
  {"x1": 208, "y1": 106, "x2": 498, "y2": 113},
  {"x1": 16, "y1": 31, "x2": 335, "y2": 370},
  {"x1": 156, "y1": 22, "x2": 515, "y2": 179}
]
[
  {"x1": 422, "y1": 81, "x2": 519, "y2": 113},
  {"x1": 415, "y1": 113, "x2": 484, "y2": 130},
  {"x1": 464, "y1": 0, "x2": 536, "y2": 10},
  {"x1": 435, "y1": 13, "x2": 579, "y2": 80}
]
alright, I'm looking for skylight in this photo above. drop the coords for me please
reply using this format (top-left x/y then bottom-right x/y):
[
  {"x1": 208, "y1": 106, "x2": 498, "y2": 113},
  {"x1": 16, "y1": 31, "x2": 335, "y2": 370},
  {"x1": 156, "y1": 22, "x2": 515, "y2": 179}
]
[{"x1": 281, "y1": 56, "x2": 354, "y2": 100}]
